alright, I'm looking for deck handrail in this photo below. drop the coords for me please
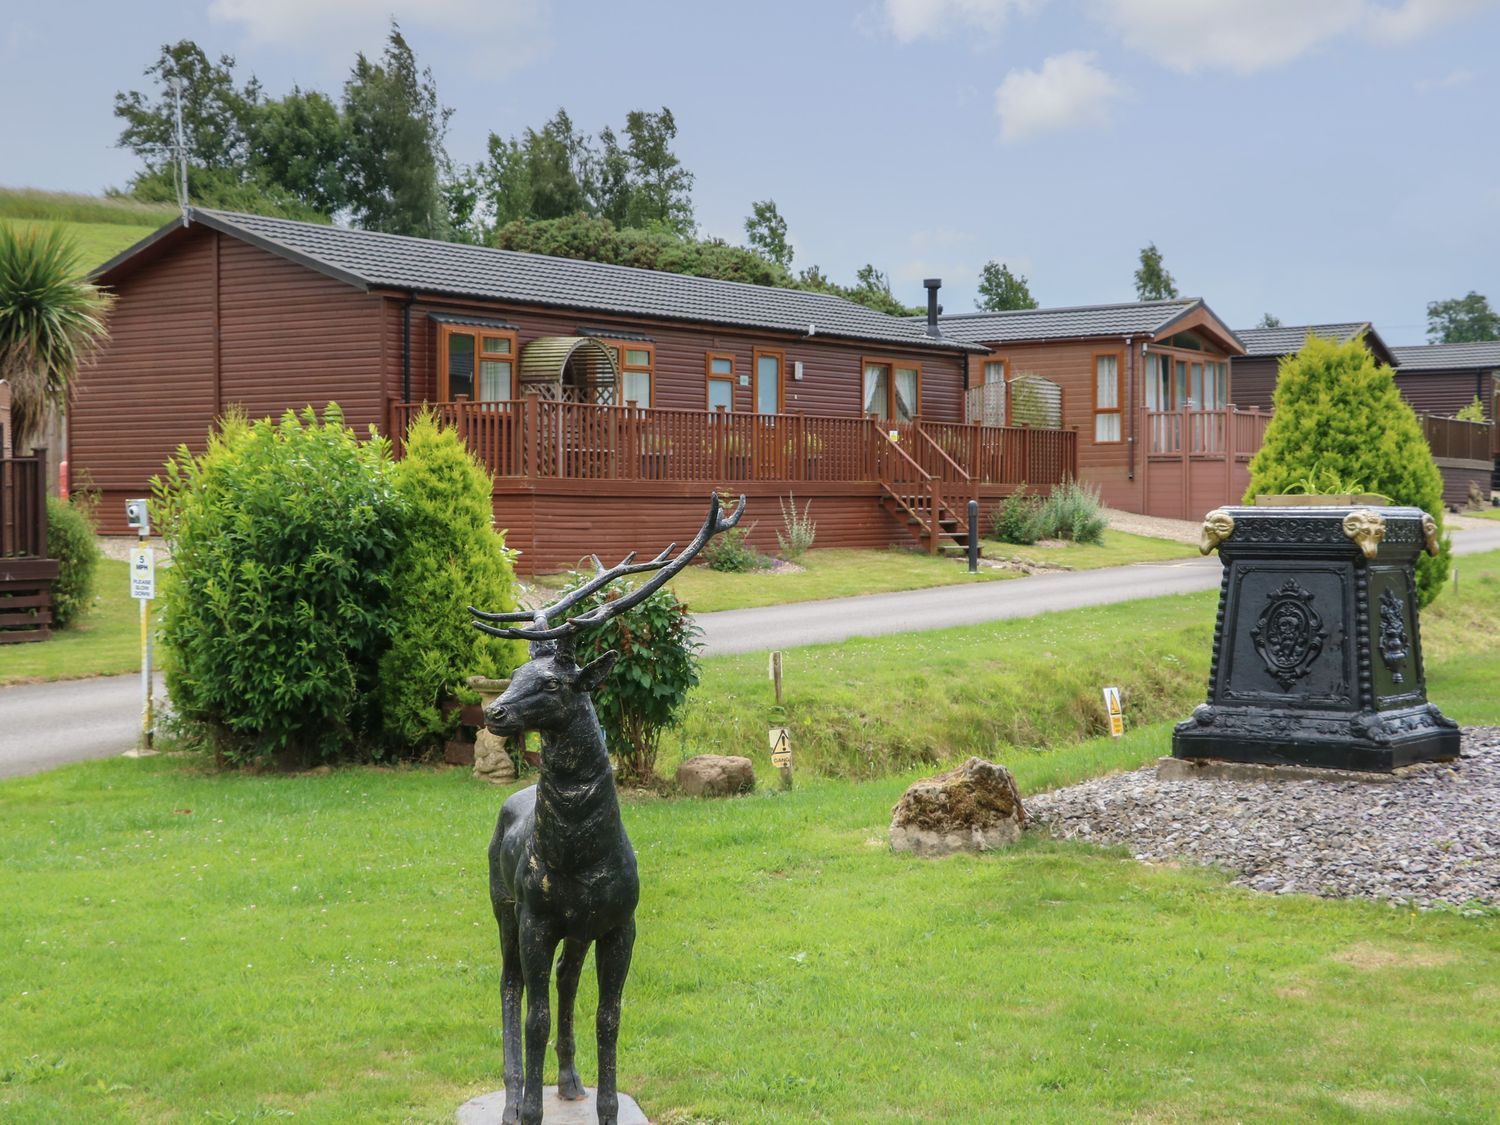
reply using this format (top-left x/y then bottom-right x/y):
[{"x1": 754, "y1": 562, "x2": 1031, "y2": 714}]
[
  {"x1": 1421, "y1": 413, "x2": 1494, "y2": 463},
  {"x1": 391, "y1": 397, "x2": 1074, "y2": 489}
]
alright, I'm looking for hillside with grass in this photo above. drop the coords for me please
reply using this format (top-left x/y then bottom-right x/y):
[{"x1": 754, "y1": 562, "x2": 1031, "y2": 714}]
[{"x1": 0, "y1": 188, "x2": 174, "y2": 271}]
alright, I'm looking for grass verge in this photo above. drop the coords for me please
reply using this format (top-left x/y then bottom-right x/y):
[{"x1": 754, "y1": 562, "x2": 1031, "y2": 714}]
[
  {"x1": 532, "y1": 531, "x2": 1194, "y2": 614},
  {"x1": 0, "y1": 561, "x2": 148, "y2": 686},
  {"x1": 667, "y1": 548, "x2": 1500, "y2": 780}
]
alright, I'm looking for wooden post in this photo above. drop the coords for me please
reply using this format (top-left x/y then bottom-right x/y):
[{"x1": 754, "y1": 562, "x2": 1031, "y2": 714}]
[
  {"x1": 31, "y1": 447, "x2": 47, "y2": 560},
  {"x1": 769, "y1": 651, "x2": 791, "y2": 790}
]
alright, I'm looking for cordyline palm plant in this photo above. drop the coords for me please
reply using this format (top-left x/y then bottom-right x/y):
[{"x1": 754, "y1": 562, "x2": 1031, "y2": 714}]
[{"x1": 0, "y1": 225, "x2": 113, "y2": 452}]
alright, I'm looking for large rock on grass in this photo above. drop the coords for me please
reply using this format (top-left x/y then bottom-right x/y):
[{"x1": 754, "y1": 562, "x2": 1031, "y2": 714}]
[
  {"x1": 677, "y1": 754, "x2": 755, "y2": 797},
  {"x1": 890, "y1": 757, "x2": 1027, "y2": 856}
]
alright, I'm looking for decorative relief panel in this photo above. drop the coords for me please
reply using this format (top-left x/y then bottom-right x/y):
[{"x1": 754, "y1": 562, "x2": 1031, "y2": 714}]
[{"x1": 1250, "y1": 578, "x2": 1326, "y2": 690}]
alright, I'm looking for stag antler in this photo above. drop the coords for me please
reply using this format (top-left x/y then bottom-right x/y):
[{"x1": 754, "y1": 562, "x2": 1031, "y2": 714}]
[{"x1": 469, "y1": 494, "x2": 746, "y2": 645}]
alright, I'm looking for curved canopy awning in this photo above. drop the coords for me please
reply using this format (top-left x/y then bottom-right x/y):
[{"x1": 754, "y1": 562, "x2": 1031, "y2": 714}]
[{"x1": 518, "y1": 336, "x2": 618, "y2": 401}]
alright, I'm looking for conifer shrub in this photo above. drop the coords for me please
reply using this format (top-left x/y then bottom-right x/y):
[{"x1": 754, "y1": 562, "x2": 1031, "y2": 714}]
[
  {"x1": 1456, "y1": 396, "x2": 1486, "y2": 423},
  {"x1": 1245, "y1": 336, "x2": 1450, "y2": 605},
  {"x1": 45, "y1": 495, "x2": 101, "y2": 629},
  {"x1": 378, "y1": 414, "x2": 523, "y2": 753},
  {"x1": 153, "y1": 406, "x2": 401, "y2": 765},
  {"x1": 555, "y1": 572, "x2": 701, "y2": 786}
]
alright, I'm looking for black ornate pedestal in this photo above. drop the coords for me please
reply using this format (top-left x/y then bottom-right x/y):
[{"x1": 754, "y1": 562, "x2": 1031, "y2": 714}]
[{"x1": 1173, "y1": 505, "x2": 1460, "y2": 772}]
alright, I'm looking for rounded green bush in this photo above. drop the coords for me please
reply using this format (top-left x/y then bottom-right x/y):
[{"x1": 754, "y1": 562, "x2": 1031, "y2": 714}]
[
  {"x1": 378, "y1": 413, "x2": 522, "y2": 754},
  {"x1": 153, "y1": 405, "x2": 400, "y2": 765},
  {"x1": 45, "y1": 495, "x2": 100, "y2": 629},
  {"x1": 1245, "y1": 335, "x2": 1450, "y2": 605}
]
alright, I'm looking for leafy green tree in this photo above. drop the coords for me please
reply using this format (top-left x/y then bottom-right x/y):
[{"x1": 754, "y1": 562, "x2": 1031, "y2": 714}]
[
  {"x1": 251, "y1": 87, "x2": 348, "y2": 216},
  {"x1": 114, "y1": 40, "x2": 260, "y2": 176},
  {"x1": 379, "y1": 414, "x2": 522, "y2": 752},
  {"x1": 582, "y1": 125, "x2": 633, "y2": 226},
  {"x1": 745, "y1": 199, "x2": 792, "y2": 271},
  {"x1": 976, "y1": 260, "x2": 1038, "y2": 311},
  {"x1": 846, "y1": 264, "x2": 921, "y2": 317},
  {"x1": 126, "y1": 165, "x2": 328, "y2": 221},
  {"x1": 1245, "y1": 336, "x2": 1450, "y2": 605},
  {"x1": 494, "y1": 213, "x2": 788, "y2": 286},
  {"x1": 1134, "y1": 242, "x2": 1179, "y2": 301},
  {"x1": 623, "y1": 108, "x2": 694, "y2": 235},
  {"x1": 1257, "y1": 312, "x2": 1282, "y2": 328},
  {"x1": 342, "y1": 23, "x2": 451, "y2": 237},
  {"x1": 1426, "y1": 291, "x2": 1500, "y2": 343},
  {"x1": 153, "y1": 405, "x2": 400, "y2": 765},
  {"x1": 0, "y1": 226, "x2": 112, "y2": 452}
]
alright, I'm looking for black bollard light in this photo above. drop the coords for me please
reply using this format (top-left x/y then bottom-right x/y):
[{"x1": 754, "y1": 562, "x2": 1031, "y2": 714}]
[{"x1": 968, "y1": 499, "x2": 979, "y2": 573}]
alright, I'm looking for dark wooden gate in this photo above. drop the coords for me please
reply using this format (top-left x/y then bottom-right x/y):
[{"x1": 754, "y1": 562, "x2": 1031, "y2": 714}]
[{"x1": 1, "y1": 448, "x2": 58, "y2": 644}]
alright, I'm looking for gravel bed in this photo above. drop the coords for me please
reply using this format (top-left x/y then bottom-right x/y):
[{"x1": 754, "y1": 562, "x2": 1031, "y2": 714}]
[{"x1": 1027, "y1": 728, "x2": 1500, "y2": 911}]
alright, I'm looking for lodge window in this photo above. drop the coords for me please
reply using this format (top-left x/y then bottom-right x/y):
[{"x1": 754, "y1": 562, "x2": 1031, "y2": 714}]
[
  {"x1": 1093, "y1": 352, "x2": 1122, "y2": 442},
  {"x1": 862, "y1": 357, "x2": 920, "y2": 421},
  {"x1": 599, "y1": 340, "x2": 654, "y2": 407},
  {"x1": 1146, "y1": 353, "x2": 1228, "y2": 411},
  {"x1": 706, "y1": 353, "x2": 736, "y2": 412},
  {"x1": 753, "y1": 348, "x2": 785, "y2": 414},
  {"x1": 439, "y1": 324, "x2": 516, "y2": 402},
  {"x1": 981, "y1": 358, "x2": 1006, "y2": 386}
]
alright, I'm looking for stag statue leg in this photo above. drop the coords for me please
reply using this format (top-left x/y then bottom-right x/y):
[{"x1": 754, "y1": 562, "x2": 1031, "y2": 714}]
[
  {"x1": 553, "y1": 937, "x2": 589, "y2": 1101},
  {"x1": 519, "y1": 913, "x2": 562, "y2": 1125},
  {"x1": 593, "y1": 920, "x2": 636, "y2": 1125},
  {"x1": 497, "y1": 905, "x2": 524, "y2": 1125}
]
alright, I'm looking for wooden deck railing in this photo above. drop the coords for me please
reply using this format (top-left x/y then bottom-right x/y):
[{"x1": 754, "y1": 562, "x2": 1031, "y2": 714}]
[
  {"x1": 390, "y1": 399, "x2": 1078, "y2": 490},
  {"x1": 1146, "y1": 408, "x2": 1270, "y2": 460},
  {"x1": 1, "y1": 449, "x2": 48, "y2": 559},
  {"x1": 1421, "y1": 414, "x2": 1494, "y2": 464}
]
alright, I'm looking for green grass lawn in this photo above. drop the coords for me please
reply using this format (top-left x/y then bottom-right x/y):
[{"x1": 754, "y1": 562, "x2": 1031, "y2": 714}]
[
  {"x1": 532, "y1": 530, "x2": 1195, "y2": 614},
  {"x1": 4, "y1": 556, "x2": 1500, "y2": 1121},
  {"x1": 0, "y1": 187, "x2": 174, "y2": 270},
  {"x1": 0, "y1": 561, "x2": 150, "y2": 686},
  {"x1": 3, "y1": 726, "x2": 1498, "y2": 1122},
  {"x1": 1466, "y1": 507, "x2": 1500, "y2": 521}
]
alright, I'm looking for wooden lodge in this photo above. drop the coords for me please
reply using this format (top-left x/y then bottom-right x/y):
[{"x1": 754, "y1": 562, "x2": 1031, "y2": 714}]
[
  {"x1": 935, "y1": 299, "x2": 1266, "y2": 520},
  {"x1": 77, "y1": 210, "x2": 1081, "y2": 571}
]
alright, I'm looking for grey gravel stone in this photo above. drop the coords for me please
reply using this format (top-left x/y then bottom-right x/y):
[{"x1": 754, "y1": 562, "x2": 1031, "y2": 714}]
[{"x1": 1027, "y1": 727, "x2": 1500, "y2": 911}]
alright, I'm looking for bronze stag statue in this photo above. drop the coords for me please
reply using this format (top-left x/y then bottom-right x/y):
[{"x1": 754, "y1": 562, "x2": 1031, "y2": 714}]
[{"x1": 469, "y1": 494, "x2": 745, "y2": 1125}]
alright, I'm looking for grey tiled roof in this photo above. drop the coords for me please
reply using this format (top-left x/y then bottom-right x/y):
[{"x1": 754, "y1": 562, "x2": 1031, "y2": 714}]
[
  {"x1": 928, "y1": 298, "x2": 1205, "y2": 343},
  {"x1": 168, "y1": 209, "x2": 985, "y2": 354},
  {"x1": 1392, "y1": 341, "x2": 1500, "y2": 372},
  {"x1": 1234, "y1": 323, "x2": 1370, "y2": 357}
]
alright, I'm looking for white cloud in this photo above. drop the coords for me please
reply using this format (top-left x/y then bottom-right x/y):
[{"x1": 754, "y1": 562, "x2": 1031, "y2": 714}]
[
  {"x1": 208, "y1": 0, "x2": 552, "y2": 72},
  {"x1": 1093, "y1": 0, "x2": 1364, "y2": 74},
  {"x1": 1368, "y1": 0, "x2": 1492, "y2": 42},
  {"x1": 1415, "y1": 66, "x2": 1476, "y2": 90},
  {"x1": 1093, "y1": 0, "x2": 1492, "y2": 74},
  {"x1": 879, "y1": 0, "x2": 1043, "y2": 43},
  {"x1": 993, "y1": 50, "x2": 1124, "y2": 142}
]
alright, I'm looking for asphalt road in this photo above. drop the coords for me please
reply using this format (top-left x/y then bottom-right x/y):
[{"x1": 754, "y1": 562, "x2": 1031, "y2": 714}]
[{"x1": 6, "y1": 522, "x2": 1500, "y2": 780}]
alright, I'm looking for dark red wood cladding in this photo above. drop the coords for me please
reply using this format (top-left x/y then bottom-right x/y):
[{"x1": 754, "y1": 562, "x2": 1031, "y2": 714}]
[
  {"x1": 74, "y1": 226, "x2": 972, "y2": 535},
  {"x1": 387, "y1": 295, "x2": 963, "y2": 423}
]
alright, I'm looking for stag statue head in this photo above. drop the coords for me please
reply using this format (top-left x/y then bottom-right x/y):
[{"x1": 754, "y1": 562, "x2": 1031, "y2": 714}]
[{"x1": 469, "y1": 493, "x2": 746, "y2": 740}]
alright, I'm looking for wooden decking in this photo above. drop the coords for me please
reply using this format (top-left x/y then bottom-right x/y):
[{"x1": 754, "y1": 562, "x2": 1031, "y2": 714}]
[
  {"x1": 1, "y1": 449, "x2": 58, "y2": 643},
  {"x1": 1141, "y1": 407, "x2": 1272, "y2": 519},
  {"x1": 391, "y1": 399, "x2": 1079, "y2": 569}
]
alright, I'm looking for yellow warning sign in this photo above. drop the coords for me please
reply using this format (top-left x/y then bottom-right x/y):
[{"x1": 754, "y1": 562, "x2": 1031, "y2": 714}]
[
  {"x1": 1102, "y1": 686, "x2": 1124, "y2": 738},
  {"x1": 769, "y1": 727, "x2": 792, "y2": 768}
]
